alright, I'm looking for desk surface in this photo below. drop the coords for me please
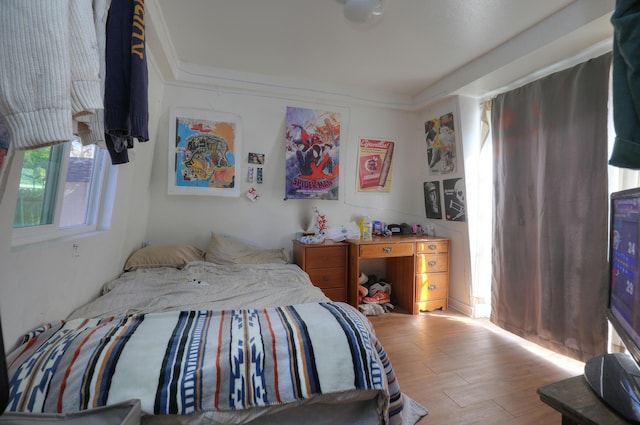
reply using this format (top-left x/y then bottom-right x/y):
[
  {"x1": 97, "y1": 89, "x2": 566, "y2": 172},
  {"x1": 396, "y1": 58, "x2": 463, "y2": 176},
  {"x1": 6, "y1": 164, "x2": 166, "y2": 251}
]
[
  {"x1": 346, "y1": 234, "x2": 446, "y2": 246},
  {"x1": 537, "y1": 375, "x2": 632, "y2": 425}
]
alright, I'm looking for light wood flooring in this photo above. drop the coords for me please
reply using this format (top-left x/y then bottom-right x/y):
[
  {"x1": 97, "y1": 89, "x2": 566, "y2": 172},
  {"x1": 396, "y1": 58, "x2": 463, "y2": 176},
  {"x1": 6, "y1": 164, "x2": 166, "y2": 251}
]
[{"x1": 368, "y1": 309, "x2": 585, "y2": 425}]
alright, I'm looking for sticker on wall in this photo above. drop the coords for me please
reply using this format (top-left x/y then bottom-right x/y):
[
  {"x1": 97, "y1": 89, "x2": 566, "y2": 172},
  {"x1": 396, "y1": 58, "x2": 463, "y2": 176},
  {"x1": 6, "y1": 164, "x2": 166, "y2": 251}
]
[
  {"x1": 248, "y1": 152, "x2": 265, "y2": 164},
  {"x1": 424, "y1": 181, "x2": 443, "y2": 219},
  {"x1": 284, "y1": 106, "x2": 340, "y2": 200},
  {"x1": 246, "y1": 187, "x2": 260, "y2": 202},
  {"x1": 425, "y1": 112, "x2": 457, "y2": 175},
  {"x1": 443, "y1": 178, "x2": 465, "y2": 221},
  {"x1": 168, "y1": 108, "x2": 241, "y2": 197},
  {"x1": 357, "y1": 138, "x2": 395, "y2": 192}
]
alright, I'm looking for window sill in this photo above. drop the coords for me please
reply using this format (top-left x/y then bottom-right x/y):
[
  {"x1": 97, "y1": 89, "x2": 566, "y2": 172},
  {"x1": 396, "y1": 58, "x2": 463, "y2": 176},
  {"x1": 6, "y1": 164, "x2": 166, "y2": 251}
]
[{"x1": 11, "y1": 226, "x2": 108, "y2": 252}]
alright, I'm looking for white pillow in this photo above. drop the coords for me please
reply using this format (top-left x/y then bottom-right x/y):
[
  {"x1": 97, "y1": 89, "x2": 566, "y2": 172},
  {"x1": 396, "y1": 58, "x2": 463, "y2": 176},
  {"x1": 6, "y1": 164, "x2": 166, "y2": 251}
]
[
  {"x1": 205, "y1": 233, "x2": 289, "y2": 264},
  {"x1": 124, "y1": 244, "x2": 204, "y2": 271}
]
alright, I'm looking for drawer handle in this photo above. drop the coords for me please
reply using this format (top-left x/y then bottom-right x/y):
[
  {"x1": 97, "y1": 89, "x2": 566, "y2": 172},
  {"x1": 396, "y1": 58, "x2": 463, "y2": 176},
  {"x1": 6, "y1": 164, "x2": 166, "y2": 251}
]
[
  {"x1": 428, "y1": 244, "x2": 437, "y2": 251},
  {"x1": 383, "y1": 247, "x2": 392, "y2": 253},
  {"x1": 428, "y1": 260, "x2": 437, "y2": 267},
  {"x1": 428, "y1": 285, "x2": 437, "y2": 290},
  {"x1": 323, "y1": 276, "x2": 330, "y2": 281}
]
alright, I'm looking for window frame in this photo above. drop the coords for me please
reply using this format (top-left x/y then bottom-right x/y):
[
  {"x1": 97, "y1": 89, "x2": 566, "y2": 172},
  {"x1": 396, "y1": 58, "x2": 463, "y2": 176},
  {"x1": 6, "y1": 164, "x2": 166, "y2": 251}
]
[{"x1": 11, "y1": 140, "x2": 113, "y2": 246}]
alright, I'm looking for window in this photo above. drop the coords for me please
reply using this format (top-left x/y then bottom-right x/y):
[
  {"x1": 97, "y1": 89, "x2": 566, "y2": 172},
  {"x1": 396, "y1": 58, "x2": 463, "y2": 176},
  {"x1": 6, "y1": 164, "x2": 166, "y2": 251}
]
[{"x1": 12, "y1": 138, "x2": 110, "y2": 244}]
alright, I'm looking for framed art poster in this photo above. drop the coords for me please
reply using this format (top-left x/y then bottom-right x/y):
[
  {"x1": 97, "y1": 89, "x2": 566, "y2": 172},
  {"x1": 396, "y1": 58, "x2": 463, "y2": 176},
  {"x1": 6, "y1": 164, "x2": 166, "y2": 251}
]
[
  {"x1": 424, "y1": 181, "x2": 442, "y2": 219},
  {"x1": 425, "y1": 112, "x2": 457, "y2": 175},
  {"x1": 284, "y1": 106, "x2": 340, "y2": 200},
  {"x1": 168, "y1": 108, "x2": 241, "y2": 197},
  {"x1": 443, "y1": 177, "x2": 465, "y2": 221},
  {"x1": 357, "y1": 138, "x2": 395, "y2": 192}
]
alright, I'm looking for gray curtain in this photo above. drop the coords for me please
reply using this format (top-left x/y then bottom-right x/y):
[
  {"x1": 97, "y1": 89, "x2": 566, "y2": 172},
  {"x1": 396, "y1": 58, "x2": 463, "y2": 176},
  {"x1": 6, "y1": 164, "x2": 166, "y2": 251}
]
[{"x1": 491, "y1": 53, "x2": 612, "y2": 362}]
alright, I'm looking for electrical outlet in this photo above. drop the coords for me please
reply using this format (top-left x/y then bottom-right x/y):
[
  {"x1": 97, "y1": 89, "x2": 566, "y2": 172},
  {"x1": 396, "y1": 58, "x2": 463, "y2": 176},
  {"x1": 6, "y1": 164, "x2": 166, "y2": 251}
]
[{"x1": 72, "y1": 243, "x2": 80, "y2": 257}]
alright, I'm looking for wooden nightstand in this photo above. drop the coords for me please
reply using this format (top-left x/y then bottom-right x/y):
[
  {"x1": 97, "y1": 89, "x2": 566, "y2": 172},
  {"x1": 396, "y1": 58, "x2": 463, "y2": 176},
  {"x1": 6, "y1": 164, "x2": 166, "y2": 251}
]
[{"x1": 293, "y1": 240, "x2": 348, "y2": 302}]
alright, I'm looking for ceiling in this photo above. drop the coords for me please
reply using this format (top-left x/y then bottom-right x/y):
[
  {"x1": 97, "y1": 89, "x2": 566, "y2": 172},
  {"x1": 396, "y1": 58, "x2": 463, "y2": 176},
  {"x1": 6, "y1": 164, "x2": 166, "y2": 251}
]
[{"x1": 146, "y1": 0, "x2": 615, "y2": 109}]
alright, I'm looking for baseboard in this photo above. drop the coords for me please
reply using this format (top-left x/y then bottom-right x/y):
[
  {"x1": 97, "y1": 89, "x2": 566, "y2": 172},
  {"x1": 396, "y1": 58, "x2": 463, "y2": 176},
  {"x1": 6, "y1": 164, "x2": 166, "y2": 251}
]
[{"x1": 447, "y1": 298, "x2": 473, "y2": 317}]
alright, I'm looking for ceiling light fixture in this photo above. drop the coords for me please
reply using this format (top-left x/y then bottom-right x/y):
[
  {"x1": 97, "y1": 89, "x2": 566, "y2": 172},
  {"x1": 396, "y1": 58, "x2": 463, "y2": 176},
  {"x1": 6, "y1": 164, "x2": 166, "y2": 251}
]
[{"x1": 336, "y1": 0, "x2": 384, "y2": 24}]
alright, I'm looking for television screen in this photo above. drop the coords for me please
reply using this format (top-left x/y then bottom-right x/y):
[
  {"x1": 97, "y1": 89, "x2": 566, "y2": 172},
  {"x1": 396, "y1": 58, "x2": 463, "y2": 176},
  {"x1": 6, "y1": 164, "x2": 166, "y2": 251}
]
[{"x1": 608, "y1": 188, "x2": 640, "y2": 364}]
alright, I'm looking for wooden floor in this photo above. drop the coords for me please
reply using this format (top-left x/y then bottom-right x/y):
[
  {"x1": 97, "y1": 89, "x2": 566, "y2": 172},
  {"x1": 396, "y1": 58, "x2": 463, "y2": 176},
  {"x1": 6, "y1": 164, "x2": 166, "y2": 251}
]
[{"x1": 368, "y1": 309, "x2": 585, "y2": 425}]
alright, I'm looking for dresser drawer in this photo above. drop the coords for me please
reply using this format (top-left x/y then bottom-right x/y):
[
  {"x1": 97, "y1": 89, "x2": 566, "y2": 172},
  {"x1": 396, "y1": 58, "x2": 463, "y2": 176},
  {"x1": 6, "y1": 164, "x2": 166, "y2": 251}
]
[
  {"x1": 359, "y1": 242, "x2": 414, "y2": 258},
  {"x1": 416, "y1": 253, "x2": 449, "y2": 273},
  {"x1": 416, "y1": 273, "x2": 448, "y2": 302},
  {"x1": 322, "y1": 287, "x2": 347, "y2": 303},
  {"x1": 417, "y1": 299, "x2": 447, "y2": 312},
  {"x1": 416, "y1": 240, "x2": 449, "y2": 254},
  {"x1": 307, "y1": 267, "x2": 346, "y2": 289},
  {"x1": 305, "y1": 246, "x2": 347, "y2": 269}
]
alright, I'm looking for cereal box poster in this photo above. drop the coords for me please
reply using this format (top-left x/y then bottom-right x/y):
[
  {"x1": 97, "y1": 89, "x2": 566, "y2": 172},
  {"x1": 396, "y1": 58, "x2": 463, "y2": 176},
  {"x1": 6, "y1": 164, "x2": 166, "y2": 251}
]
[
  {"x1": 357, "y1": 138, "x2": 395, "y2": 192},
  {"x1": 285, "y1": 106, "x2": 340, "y2": 200}
]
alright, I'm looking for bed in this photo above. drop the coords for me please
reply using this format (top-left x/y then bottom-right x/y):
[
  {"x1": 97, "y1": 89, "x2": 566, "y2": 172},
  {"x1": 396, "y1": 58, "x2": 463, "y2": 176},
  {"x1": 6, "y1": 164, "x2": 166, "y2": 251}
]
[{"x1": 3, "y1": 235, "x2": 428, "y2": 424}]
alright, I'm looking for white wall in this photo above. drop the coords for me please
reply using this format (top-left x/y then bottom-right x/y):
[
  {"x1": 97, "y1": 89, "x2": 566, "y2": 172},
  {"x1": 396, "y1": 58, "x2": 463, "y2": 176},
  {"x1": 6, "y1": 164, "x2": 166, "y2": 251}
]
[
  {"x1": 144, "y1": 81, "x2": 479, "y2": 316},
  {"x1": 0, "y1": 60, "x2": 164, "y2": 347},
  {"x1": 146, "y1": 84, "x2": 431, "y2": 252},
  {"x1": 416, "y1": 97, "x2": 476, "y2": 315}
]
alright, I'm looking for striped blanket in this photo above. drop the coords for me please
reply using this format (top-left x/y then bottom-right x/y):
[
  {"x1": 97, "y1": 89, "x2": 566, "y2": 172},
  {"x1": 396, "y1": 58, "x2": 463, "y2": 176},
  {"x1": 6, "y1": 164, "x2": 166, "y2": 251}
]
[{"x1": 6, "y1": 302, "x2": 403, "y2": 424}]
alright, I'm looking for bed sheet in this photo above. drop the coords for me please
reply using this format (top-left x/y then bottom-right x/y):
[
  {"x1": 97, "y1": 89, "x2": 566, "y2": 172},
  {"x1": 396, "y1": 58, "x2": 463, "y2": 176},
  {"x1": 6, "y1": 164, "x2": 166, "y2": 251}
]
[{"x1": 67, "y1": 262, "x2": 329, "y2": 321}]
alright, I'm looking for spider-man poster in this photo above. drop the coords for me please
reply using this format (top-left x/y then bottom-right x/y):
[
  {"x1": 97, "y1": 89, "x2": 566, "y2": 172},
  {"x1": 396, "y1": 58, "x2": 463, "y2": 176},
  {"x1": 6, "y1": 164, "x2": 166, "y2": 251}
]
[{"x1": 285, "y1": 106, "x2": 340, "y2": 200}]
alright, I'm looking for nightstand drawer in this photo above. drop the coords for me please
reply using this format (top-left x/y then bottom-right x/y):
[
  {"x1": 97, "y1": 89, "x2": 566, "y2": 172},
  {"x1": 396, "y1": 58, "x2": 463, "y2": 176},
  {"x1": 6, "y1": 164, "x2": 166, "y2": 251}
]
[
  {"x1": 322, "y1": 287, "x2": 347, "y2": 303},
  {"x1": 416, "y1": 273, "x2": 448, "y2": 302},
  {"x1": 293, "y1": 240, "x2": 348, "y2": 304},
  {"x1": 359, "y1": 242, "x2": 414, "y2": 258},
  {"x1": 416, "y1": 253, "x2": 449, "y2": 273},
  {"x1": 417, "y1": 240, "x2": 449, "y2": 254},
  {"x1": 305, "y1": 246, "x2": 347, "y2": 269},
  {"x1": 307, "y1": 267, "x2": 346, "y2": 289}
]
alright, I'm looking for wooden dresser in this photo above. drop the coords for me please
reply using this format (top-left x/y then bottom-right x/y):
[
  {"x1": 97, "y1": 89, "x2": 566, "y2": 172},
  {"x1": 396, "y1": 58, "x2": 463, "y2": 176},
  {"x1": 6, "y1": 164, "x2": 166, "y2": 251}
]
[
  {"x1": 347, "y1": 235, "x2": 450, "y2": 314},
  {"x1": 415, "y1": 238, "x2": 450, "y2": 311},
  {"x1": 292, "y1": 240, "x2": 348, "y2": 302}
]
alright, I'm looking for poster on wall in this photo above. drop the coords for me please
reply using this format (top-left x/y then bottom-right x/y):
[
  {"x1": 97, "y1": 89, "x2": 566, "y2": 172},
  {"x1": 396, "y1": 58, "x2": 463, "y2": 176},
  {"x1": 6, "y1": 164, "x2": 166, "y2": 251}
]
[
  {"x1": 0, "y1": 120, "x2": 13, "y2": 205},
  {"x1": 168, "y1": 108, "x2": 241, "y2": 197},
  {"x1": 425, "y1": 112, "x2": 457, "y2": 175},
  {"x1": 424, "y1": 181, "x2": 442, "y2": 219},
  {"x1": 443, "y1": 177, "x2": 465, "y2": 221},
  {"x1": 357, "y1": 138, "x2": 395, "y2": 193},
  {"x1": 285, "y1": 106, "x2": 340, "y2": 200}
]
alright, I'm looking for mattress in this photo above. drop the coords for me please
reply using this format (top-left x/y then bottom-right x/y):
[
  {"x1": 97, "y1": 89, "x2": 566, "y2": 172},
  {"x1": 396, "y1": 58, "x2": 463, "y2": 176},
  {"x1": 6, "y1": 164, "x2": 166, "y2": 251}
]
[{"x1": 67, "y1": 262, "x2": 329, "y2": 320}]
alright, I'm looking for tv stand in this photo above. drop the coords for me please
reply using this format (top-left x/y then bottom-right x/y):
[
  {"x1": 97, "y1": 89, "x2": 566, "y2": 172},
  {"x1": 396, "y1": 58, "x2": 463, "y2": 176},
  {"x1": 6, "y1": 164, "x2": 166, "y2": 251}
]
[{"x1": 537, "y1": 375, "x2": 633, "y2": 424}]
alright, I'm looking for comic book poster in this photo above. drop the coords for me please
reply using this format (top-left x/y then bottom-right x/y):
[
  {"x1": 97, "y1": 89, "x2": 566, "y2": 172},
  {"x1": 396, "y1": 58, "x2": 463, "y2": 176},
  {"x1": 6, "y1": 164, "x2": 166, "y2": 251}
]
[
  {"x1": 357, "y1": 138, "x2": 395, "y2": 192},
  {"x1": 425, "y1": 112, "x2": 457, "y2": 174},
  {"x1": 285, "y1": 106, "x2": 340, "y2": 200},
  {"x1": 424, "y1": 181, "x2": 442, "y2": 219},
  {"x1": 443, "y1": 177, "x2": 465, "y2": 221},
  {"x1": 168, "y1": 109, "x2": 241, "y2": 197}
]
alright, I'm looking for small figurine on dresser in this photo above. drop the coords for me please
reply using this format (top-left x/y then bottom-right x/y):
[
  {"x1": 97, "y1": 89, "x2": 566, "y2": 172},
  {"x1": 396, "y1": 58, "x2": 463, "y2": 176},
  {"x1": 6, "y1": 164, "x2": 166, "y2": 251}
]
[{"x1": 299, "y1": 207, "x2": 327, "y2": 244}]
